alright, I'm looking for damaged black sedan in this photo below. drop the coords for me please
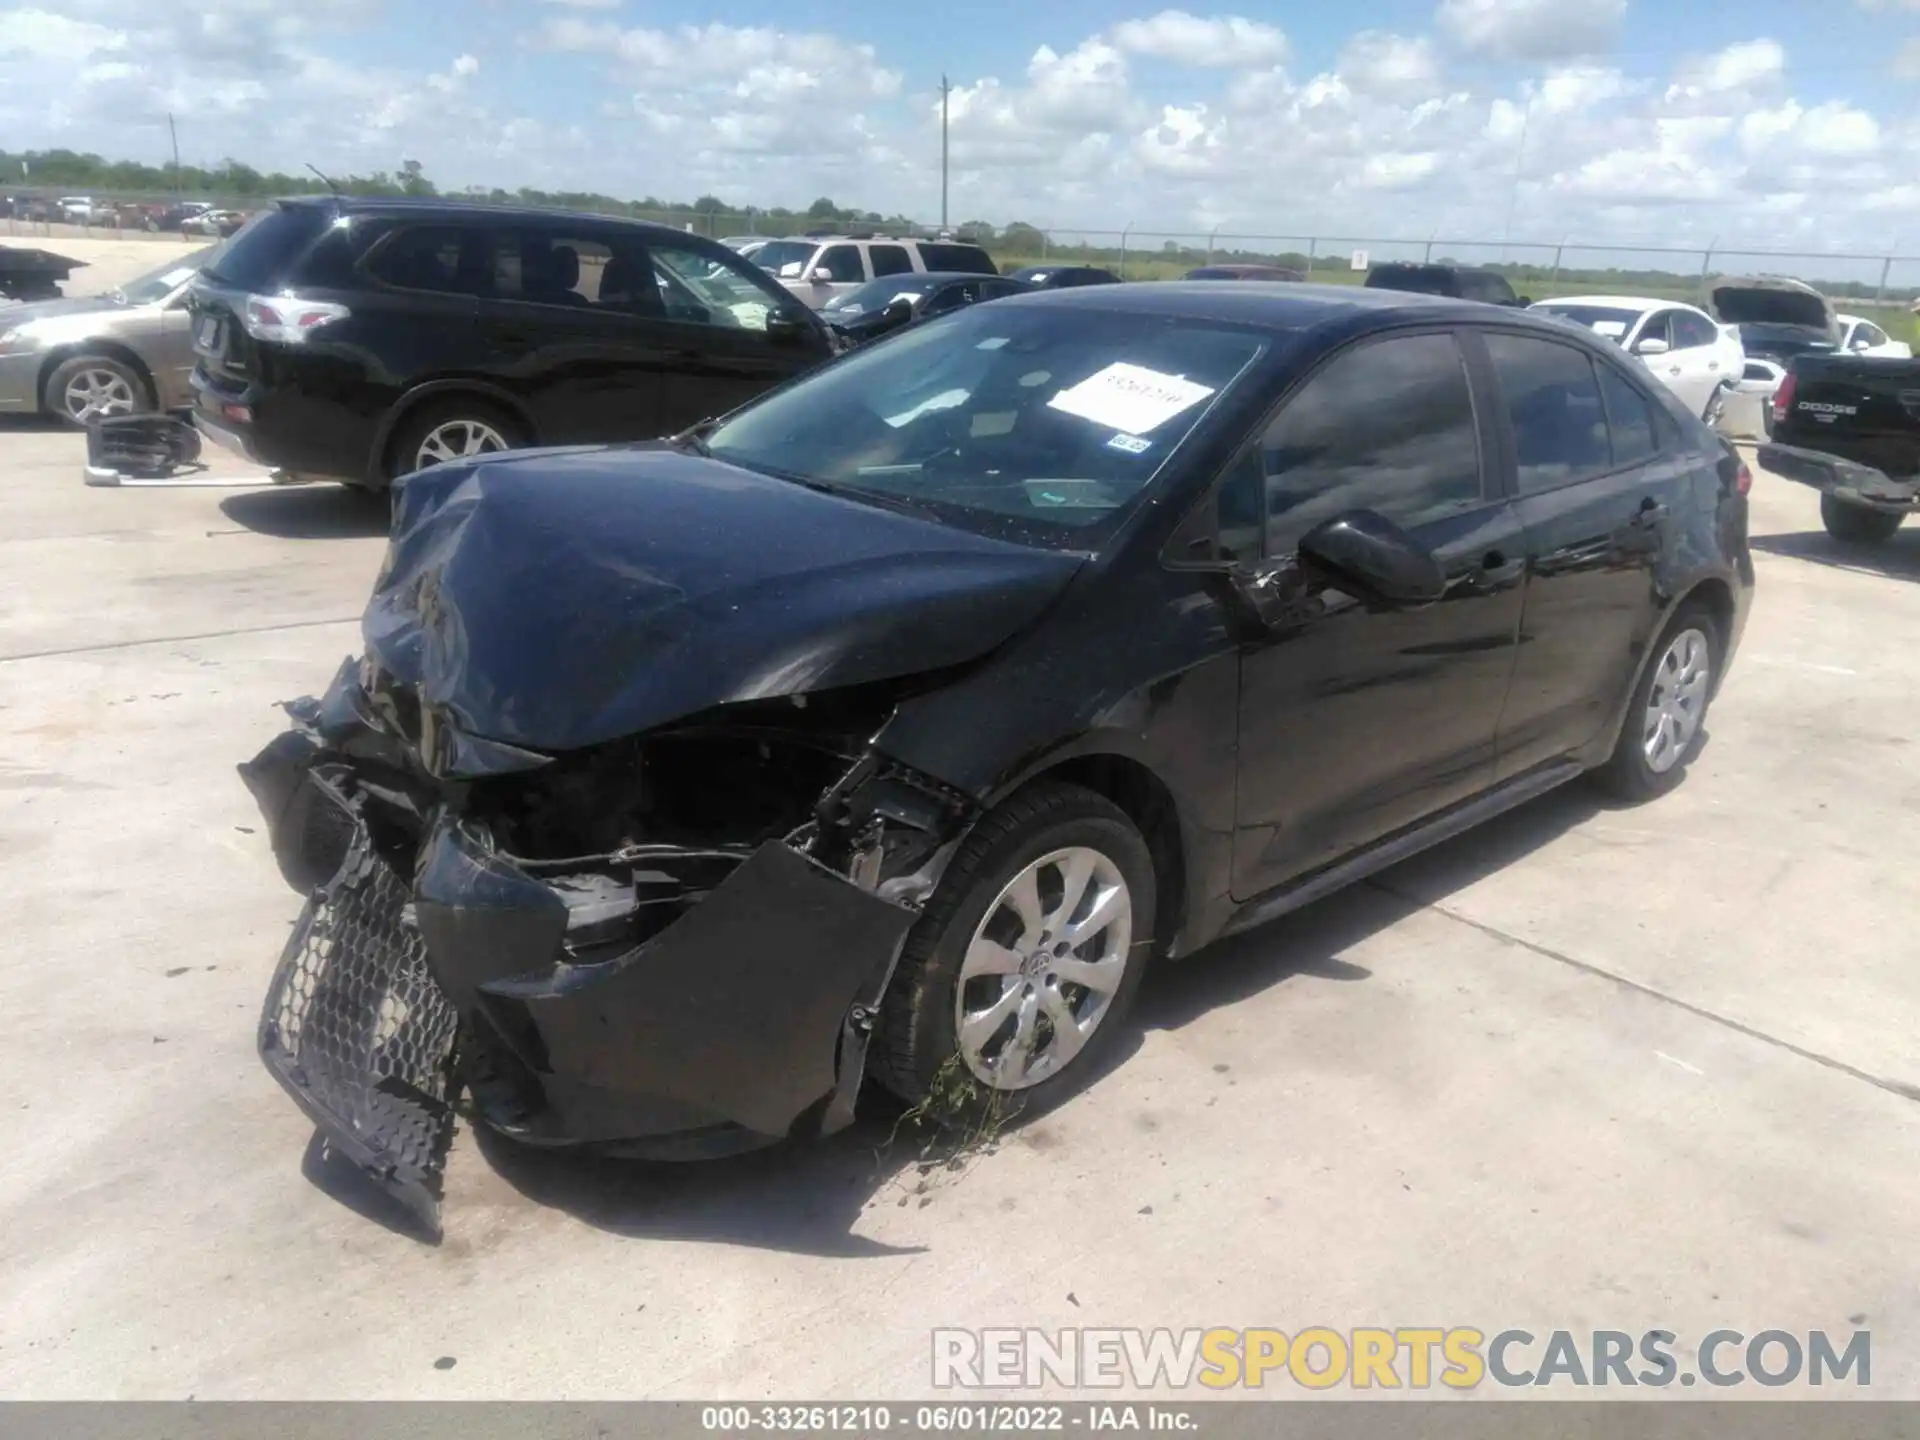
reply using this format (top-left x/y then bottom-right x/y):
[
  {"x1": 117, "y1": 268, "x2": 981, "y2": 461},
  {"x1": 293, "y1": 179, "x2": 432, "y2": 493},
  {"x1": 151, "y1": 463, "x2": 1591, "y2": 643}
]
[{"x1": 242, "y1": 283, "x2": 1751, "y2": 1232}]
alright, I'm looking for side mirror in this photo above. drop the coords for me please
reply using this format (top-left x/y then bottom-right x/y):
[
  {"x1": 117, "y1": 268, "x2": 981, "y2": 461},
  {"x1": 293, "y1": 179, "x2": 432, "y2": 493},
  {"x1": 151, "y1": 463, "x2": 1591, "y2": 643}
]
[
  {"x1": 1634, "y1": 337, "x2": 1671, "y2": 357},
  {"x1": 807, "y1": 267, "x2": 835, "y2": 284},
  {"x1": 1296, "y1": 510, "x2": 1446, "y2": 605},
  {"x1": 882, "y1": 296, "x2": 915, "y2": 323},
  {"x1": 766, "y1": 309, "x2": 807, "y2": 342}
]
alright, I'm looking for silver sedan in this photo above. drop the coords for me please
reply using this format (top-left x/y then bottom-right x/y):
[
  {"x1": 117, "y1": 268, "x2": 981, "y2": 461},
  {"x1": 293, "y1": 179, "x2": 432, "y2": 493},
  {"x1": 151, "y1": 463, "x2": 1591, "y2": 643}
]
[{"x1": 0, "y1": 245, "x2": 219, "y2": 426}]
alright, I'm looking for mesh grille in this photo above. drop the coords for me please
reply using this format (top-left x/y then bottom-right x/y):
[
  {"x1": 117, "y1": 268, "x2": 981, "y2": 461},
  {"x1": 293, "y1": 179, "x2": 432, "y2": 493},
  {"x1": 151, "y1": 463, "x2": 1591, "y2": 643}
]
[{"x1": 259, "y1": 824, "x2": 458, "y2": 1214}]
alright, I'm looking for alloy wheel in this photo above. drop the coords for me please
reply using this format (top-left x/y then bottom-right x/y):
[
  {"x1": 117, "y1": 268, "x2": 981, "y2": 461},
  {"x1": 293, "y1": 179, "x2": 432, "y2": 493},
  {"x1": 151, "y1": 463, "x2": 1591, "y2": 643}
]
[
  {"x1": 953, "y1": 846, "x2": 1133, "y2": 1091},
  {"x1": 414, "y1": 419, "x2": 509, "y2": 470},
  {"x1": 1643, "y1": 627, "x2": 1712, "y2": 774},
  {"x1": 62, "y1": 368, "x2": 138, "y2": 423}
]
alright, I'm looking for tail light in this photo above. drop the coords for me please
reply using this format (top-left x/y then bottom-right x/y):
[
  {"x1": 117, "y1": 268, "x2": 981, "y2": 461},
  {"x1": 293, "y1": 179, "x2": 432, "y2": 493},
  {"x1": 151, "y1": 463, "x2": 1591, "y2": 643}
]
[
  {"x1": 241, "y1": 293, "x2": 351, "y2": 345},
  {"x1": 1735, "y1": 461, "x2": 1752, "y2": 497},
  {"x1": 1772, "y1": 371, "x2": 1796, "y2": 424}
]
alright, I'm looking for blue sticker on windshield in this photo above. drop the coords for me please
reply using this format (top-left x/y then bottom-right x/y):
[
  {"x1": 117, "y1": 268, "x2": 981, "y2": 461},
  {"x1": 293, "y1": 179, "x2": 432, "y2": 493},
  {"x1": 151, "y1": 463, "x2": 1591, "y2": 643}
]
[{"x1": 1107, "y1": 433, "x2": 1152, "y2": 455}]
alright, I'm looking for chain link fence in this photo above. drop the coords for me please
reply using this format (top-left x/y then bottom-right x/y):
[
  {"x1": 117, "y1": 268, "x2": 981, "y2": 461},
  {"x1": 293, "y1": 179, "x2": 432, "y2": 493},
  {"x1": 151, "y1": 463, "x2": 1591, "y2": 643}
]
[{"x1": 11, "y1": 192, "x2": 1919, "y2": 336}]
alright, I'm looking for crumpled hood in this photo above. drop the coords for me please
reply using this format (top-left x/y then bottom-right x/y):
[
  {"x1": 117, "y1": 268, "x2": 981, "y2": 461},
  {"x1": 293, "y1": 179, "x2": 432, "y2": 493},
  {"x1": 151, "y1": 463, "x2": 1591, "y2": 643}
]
[{"x1": 365, "y1": 445, "x2": 1086, "y2": 758}]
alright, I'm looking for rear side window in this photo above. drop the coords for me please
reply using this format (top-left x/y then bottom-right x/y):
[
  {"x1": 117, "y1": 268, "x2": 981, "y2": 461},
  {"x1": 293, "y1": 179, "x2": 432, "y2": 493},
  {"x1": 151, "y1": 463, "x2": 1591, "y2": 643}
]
[
  {"x1": 1596, "y1": 365, "x2": 1657, "y2": 466},
  {"x1": 1671, "y1": 310, "x2": 1719, "y2": 349},
  {"x1": 919, "y1": 242, "x2": 998, "y2": 275},
  {"x1": 1260, "y1": 332, "x2": 1485, "y2": 555},
  {"x1": 869, "y1": 244, "x2": 913, "y2": 277},
  {"x1": 366, "y1": 226, "x2": 481, "y2": 295},
  {"x1": 203, "y1": 205, "x2": 331, "y2": 291},
  {"x1": 1485, "y1": 333, "x2": 1611, "y2": 493},
  {"x1": 487, "y1": 230, "x2": 610, "y2": 307}
]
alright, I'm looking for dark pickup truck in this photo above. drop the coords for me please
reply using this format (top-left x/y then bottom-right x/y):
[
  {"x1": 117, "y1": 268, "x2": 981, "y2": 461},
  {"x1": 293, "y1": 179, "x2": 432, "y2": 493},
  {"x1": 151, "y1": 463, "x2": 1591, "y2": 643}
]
[{"x1": 1759, "y1": 352, "x2": 1920, "y2": 544}]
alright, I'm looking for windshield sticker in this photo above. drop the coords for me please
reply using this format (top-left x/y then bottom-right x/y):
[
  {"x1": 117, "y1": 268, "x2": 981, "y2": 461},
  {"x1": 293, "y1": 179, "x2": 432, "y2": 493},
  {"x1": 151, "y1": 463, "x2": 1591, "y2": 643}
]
[
  {"x1": 1048, "y1": 362, "x2": 1215, "y2": 434},
  {"x1": 1591, "y1": 320, "x2": 1628, "y2": 338},
  {"x1": 1107, "y1": 432, "x2": 1152, "y2": 455},
  {"x1": 882, "y1": 388, "x2": 970, "y2": 429}
]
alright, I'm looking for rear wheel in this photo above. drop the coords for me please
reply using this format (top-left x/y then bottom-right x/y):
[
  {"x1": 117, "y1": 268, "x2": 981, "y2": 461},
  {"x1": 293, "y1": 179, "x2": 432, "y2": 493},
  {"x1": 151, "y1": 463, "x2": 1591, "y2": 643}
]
[
  {"x1": 1597, "y1": 603, "x2": 1720, "y2": 803},
  {"x1": 387, "y1": 399, "x2": 525, "y2": 483},
  {"x1": 44, "y1": 355, "x2": 150, "y2": 427},
  {"x1": 872, "y1": 782, "x2": 1155, "y2": 1122},
  {"x1": 1820, "y1": 493, "x2": 1904, "y2": 545}
]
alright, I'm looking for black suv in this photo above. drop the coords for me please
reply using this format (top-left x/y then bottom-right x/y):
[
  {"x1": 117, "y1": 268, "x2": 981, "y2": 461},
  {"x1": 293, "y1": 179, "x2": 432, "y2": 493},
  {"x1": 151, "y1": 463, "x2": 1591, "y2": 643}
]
[
  {"x1": 186, "y1": 198, "x2": 836, "y2": 488},
  {"x1": 1364, "y1": 262, "x2": 1529, "y2": 307}
]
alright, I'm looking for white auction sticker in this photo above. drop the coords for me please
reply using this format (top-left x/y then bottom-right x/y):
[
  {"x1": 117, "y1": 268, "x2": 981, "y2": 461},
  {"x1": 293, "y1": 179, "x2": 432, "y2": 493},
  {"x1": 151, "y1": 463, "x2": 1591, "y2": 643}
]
[
  {"x1": 1048, "y1": 362, "x2": 1215, "y2": 434},
  {"x1": 1591, "y1": 320, "x2": 1628, "y2": 338}
]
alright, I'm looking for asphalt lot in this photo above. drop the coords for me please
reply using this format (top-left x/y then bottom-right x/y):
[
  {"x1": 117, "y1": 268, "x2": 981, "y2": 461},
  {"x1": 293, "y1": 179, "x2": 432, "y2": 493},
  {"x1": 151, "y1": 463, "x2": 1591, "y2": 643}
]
[{"x1": 0, "y1": 416, "x2": 1917, "y2": 1401}]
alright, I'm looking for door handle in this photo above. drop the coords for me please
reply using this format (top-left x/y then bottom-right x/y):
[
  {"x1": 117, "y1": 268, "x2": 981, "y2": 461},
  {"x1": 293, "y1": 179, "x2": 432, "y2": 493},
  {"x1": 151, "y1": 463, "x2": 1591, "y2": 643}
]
[{"x1": 1455, "y1": 549, "x2": 1526, "y2": 592}]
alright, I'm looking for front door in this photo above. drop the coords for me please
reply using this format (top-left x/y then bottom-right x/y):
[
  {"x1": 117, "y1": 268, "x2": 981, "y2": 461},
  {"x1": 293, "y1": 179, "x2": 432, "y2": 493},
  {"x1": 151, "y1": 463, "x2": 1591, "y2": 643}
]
[
  {"x1": 1481, "y1": 331, "x2": 1695, "y2": 779},
  {"x1": 1231, "y1": 330, "x2": 1528, "y2": 900}
]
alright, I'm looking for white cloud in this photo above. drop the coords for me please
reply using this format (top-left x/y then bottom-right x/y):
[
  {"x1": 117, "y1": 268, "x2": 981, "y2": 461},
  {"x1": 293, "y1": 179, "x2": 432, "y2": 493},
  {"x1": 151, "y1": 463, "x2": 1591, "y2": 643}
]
[
  {"x1": 452, "y1": 53, "x2": 480, "y2": 77},
  {"x1": 0, "y1": 8, "x2": 126, "y2": 61},
  {"x1": 1111, "y1": 11, "x2": 1287, "y2": 68},
  {"x1": 1667, "y1": 38, "x2": 1784, "y2": 100},
  {"x1": 1740, "y1": 100, "x2": 1881, "y2": 158},
  {"x1": 1436, "y1": 0, "x2": 1626, "y2": 61},
  {"x1": 1337, "y1": 33, "x2": 1440, "y2": 102},
  {"x1": 538, "y1": 0, "x2": 619, "y2": 7}
]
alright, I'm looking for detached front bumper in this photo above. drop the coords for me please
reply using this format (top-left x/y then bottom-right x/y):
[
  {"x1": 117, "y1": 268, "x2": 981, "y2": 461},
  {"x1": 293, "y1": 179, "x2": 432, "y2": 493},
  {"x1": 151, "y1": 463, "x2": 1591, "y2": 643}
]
[
  {"x1": 240, "y1": 670, "x2": 922, "y2": 1236},
  {"x1": 1758, "y1": 442, "x2": 1920, "y2": 516}
]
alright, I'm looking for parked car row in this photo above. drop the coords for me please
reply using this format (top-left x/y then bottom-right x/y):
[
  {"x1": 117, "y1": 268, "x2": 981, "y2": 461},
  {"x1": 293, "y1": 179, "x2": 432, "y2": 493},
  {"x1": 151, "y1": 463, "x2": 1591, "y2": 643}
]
[{"x1": 0, "y1": 194, "x2": 255, "y2": 234}]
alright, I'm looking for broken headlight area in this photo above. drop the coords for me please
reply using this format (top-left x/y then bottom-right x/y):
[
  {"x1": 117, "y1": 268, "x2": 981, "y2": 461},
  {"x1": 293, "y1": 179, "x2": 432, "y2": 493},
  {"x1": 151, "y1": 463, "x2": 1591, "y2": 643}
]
[{"x1": 240, "y1": 659, "x2": 977, "y2": 1236}]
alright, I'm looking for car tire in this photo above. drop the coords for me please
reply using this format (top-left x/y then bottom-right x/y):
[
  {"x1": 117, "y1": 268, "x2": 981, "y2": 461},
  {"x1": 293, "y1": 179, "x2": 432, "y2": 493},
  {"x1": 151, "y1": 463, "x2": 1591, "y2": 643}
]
[
  {"x1": 1596, "y1": 601, "x2": 1722, "y2": 804},
  {"x1": 43, "y1": 354, "x2": 152, "y2": 427},
  {"x1": 871, "y1": 781, "x2": 1156, "y2": 1123},
  {"x1": 1819, "y1": 493, "x2": 1904, "y2": 545},
  {"x1": 386, "y1": 398, "x2": 527, "y2": 484}
]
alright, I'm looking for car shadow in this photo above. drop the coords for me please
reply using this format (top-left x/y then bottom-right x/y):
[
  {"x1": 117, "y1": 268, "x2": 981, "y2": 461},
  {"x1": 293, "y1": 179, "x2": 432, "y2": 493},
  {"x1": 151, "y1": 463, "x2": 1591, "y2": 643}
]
[
  {"x1": 1750, "y1": 529, "x2": 1920, "y2": 582},
  {"x1": 218, "y1": 485, "x2": 391, "y2": 540},
  {"x1": 0, "y1": 414, "x2": 68, "y2": 434},
  {"x1": 1137, "y1": 780, "x2": 1605, "y2": 1033},
  {"x1": 438, "y1": 781, "x2": 1607, "y2": 1256}
]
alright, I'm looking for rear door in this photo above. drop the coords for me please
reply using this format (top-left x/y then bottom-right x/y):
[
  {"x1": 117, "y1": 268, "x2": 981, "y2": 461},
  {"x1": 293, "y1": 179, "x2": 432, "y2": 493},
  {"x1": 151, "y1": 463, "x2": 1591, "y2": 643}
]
[
  {"x1": 1487, "y1": 332, "x2": 1694, "y2": 778},
  {"x1": 1666, "y1": 308, "x2": 1728, "y2": 417}
]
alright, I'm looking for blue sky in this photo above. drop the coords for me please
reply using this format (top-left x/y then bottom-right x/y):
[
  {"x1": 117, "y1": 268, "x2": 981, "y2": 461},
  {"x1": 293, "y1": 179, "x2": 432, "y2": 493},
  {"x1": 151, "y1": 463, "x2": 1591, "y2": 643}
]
[{"x1": 7, "y1": 0, "x2": 1920, "y2": 268}]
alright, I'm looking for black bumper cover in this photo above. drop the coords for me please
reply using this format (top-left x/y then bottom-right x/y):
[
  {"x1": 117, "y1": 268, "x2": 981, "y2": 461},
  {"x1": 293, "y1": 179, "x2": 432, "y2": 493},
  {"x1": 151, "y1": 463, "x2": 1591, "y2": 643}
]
[
  {"x1": 1759, "y1": 442, "x2": 1920, "y2": 514},
  {"x1": 241, "y1": 724, "x2": 917, "y2": 1237}
]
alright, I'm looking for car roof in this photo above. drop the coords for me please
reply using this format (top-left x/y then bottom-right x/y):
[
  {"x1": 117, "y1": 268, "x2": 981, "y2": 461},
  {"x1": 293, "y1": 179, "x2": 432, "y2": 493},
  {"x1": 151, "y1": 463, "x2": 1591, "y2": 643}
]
[
  {"x1": 273, "y1": 193, "x2": 711, "y2": 240},
  {"x1": 990, "y1": 279, "x2": 1491, "y2": 332},
  {"x1": 1535, "y1": 294, "x2": 1705, "y2": 313}
]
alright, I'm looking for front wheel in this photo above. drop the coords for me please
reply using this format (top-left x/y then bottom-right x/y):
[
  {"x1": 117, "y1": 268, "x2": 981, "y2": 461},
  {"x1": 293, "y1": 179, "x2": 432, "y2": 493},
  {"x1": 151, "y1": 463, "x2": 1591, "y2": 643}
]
[
  {"x1": 1596, "y1": 604, "x2": 1721, "y2": 803},
  {"x1": 44, "y1": 355, "x2": 151, "y2": 427},
  {"x1": 872, "y1": 782, "x2": 1156, "y2": 1121},
  {"x1": 1820, "y1": 493, "x2": 1904, "y2": 545}
]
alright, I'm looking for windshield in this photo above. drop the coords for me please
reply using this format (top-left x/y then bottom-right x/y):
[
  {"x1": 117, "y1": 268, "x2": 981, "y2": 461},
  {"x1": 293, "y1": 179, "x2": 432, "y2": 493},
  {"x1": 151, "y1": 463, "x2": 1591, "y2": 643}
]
[
  {"x1": 704, "y1": 305, "x2": 1268, "y2": 549},
  {"x1": 114, "y1": 245, "x2": 218, "y2": 305},
  {"x1": 1532, "y1": 304, "x2": 1646, "y2": 342},
  {"x1": 823, "y1": 278, "x2": 932, "y2": 316},
  {"x1": 750, "y1": 240, "x2": 818, "y2": 276}
]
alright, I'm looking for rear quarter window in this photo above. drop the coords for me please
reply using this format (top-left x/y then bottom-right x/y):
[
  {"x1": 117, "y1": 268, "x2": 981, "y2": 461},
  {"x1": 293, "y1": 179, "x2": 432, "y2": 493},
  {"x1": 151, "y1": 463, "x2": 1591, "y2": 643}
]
[
  {"x1": 919, "y1": 243, "x2": 999, "y2": 275},
  {"x1": 203, "y1": 205, "x2": 333, "y2": 291}
]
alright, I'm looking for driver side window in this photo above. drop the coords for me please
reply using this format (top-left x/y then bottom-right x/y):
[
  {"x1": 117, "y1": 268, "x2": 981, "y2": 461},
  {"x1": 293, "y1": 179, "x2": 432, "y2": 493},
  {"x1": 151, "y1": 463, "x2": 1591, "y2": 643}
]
[
  {"x1": 1259, "y1": 333, "x2": 1486, "y2": 558},
  {"x1": 644, "y1": 241, "x2": 784, "y2": 333}
]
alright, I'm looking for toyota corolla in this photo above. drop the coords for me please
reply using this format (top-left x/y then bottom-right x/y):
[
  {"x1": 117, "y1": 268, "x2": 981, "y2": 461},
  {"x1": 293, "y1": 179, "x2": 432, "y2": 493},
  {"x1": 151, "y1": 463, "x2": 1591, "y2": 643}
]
[{"x1": 240, "y1": 283, "x2": 1752, "y2": 1233}]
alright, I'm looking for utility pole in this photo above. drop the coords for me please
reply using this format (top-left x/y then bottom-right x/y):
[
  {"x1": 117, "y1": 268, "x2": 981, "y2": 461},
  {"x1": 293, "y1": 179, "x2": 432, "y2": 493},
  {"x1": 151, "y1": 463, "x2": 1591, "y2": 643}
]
[
  {"x1": 168, "y1": 113, "x2": 181, "y2": 192},
  {"x1": 940, "y1": 74, "x2": 951, "y2": 232}
]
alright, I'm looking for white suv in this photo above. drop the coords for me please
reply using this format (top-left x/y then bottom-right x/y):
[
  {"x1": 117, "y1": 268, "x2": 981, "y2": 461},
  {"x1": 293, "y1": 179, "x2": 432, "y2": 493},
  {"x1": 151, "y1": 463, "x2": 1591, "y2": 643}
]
[{"x1": 748, "y1": 235, "x2": 1000, "y2": 308}]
